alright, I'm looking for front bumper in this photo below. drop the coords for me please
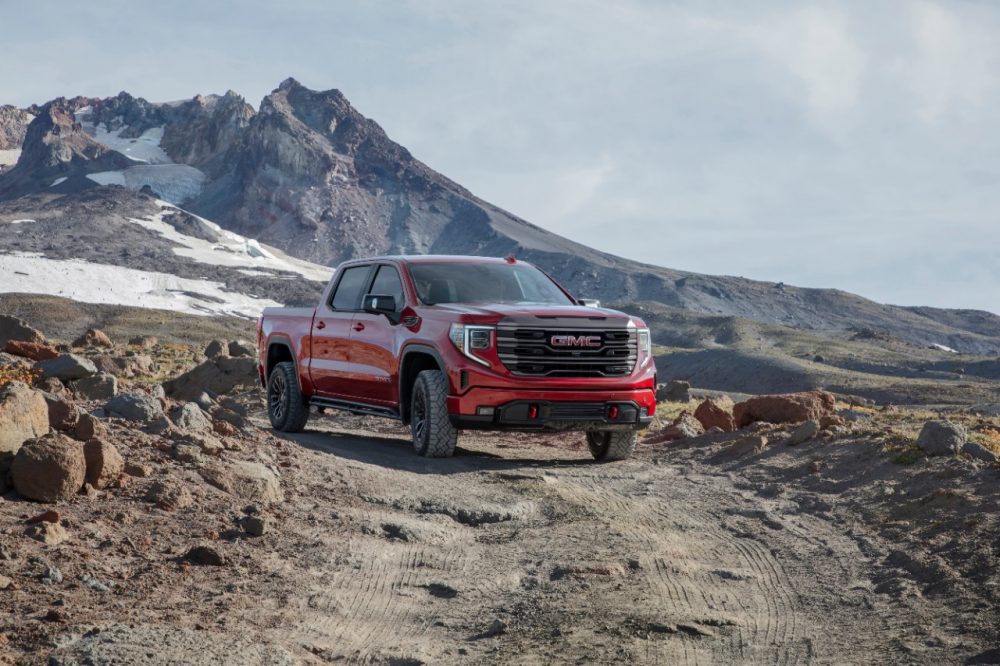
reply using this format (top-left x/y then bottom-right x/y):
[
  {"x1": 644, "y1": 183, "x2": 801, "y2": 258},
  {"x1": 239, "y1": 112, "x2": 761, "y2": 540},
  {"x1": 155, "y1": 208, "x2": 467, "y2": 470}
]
[{"x1": 447, "y1": 388, "x2": 656, "y2": 432}]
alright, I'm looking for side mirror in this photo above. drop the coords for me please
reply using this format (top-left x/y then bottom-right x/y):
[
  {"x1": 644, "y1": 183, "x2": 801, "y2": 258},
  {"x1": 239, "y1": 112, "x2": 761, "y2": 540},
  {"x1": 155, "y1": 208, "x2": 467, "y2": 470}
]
[
  {"x1": 363, "y1": 294, "x2": 397, "y2": 317},
  {"x1": 578, "y1": 298, "x2": 601, "y2": 308}
]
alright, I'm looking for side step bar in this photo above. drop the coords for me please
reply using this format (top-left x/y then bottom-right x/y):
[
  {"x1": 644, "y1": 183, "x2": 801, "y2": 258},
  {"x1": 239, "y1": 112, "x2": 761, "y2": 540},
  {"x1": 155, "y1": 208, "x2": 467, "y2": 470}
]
[{"x1": 309, "y1": 396, "x2": 400, "y2": 420}]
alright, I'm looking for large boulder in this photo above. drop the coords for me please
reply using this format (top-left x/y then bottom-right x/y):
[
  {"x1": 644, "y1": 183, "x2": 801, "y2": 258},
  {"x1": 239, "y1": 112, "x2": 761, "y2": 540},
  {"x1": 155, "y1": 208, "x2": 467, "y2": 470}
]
[
  {"x1": 72, "y1": 328, "x2": 113, "y2": 348},
  {"x1": 0, "y1": 381, "x2": 50, "y2": 455},
  {"x1": 42, "y1": 392, "x2": 80, "y2": 432},
  {"x1": 10, "y1": 433, "x2": 86, "y2": 502},
  {"x1": 656, "y1": 380, "x2": 691, "y2": 403},
  {"x1": 83, "y1": 438, "x2": 124, "y2": 489},
  {"x1": 105, "y1": 393, "x2": 163, "y2": 422},
  {"x1": 694, "y1": 397, "x2": 735, "y2": 432},
  {"x1": 0, "y1": 315, "x2": 44, "y2": 347},
  {"x1": 228, "y1": 340, "x2": 255, "y2": 357},
  {"x1": 915, "y1": 420, "x2": 966, "y2": 456},
  {"x1": 4, "y1": 340, "x2": 59, "y2": 361},
  {"x1": 201, "y1": 461, "x2": 283, "y2": 503},
  {"x1": 204, "y1": 340, "x2": 228, "y2": 359},
  {"x1": 164, "y1": 356, "x2": 257, "y2": 401},
  {"x1": 36, "y1": 354, "x2": 98, "y2": 381},
  {"x1": 733, "y1": 391, "x2": 835, "y2": 428},
  {"x1": 72, "y1": 373, "x2": 118, "y2": 400}
]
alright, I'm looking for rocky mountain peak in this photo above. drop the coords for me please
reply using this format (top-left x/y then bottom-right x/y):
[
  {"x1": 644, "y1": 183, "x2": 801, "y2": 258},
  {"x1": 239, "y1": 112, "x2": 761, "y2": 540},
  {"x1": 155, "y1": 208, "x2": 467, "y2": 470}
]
[{"x1": 0, "y1": 105, "x2": 34, "y2": 151}]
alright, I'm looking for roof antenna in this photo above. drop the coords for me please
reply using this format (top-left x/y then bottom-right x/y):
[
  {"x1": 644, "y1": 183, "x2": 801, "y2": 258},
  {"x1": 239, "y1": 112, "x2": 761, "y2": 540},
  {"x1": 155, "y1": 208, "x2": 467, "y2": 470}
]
[{"x1": 505, "y1": 254, "x2": 516, "y2": 264}]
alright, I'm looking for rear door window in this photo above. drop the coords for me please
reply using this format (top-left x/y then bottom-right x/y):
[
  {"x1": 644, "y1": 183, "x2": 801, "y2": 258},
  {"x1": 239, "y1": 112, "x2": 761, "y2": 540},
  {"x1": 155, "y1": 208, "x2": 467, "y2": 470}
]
[{"x1": 330, "y1": 265, "x2": 371, "y2": 310}]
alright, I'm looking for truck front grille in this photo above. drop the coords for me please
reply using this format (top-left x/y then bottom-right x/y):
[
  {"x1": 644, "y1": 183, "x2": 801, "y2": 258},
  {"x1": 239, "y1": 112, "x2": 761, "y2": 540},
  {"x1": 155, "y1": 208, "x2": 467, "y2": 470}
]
[{"x1": 496, "y1": 327, "x2": 637, "y2": 377}]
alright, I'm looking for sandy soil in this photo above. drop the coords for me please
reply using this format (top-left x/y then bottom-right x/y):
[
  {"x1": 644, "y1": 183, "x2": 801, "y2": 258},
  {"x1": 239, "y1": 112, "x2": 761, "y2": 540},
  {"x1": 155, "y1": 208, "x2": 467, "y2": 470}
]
[{"x1": 3, "y1": 404, "x2": 998, "y2": 665}]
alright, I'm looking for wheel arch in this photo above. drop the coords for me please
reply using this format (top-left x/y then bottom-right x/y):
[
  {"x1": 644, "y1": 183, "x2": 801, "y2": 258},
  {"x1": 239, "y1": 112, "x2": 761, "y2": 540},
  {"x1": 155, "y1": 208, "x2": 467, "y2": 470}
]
[
  {"x1": 399, "y1": 345, "x2": 446, "y2": 424},
  {"x1": 265, "y1": 336, "x2": 297, "y2": 388}
]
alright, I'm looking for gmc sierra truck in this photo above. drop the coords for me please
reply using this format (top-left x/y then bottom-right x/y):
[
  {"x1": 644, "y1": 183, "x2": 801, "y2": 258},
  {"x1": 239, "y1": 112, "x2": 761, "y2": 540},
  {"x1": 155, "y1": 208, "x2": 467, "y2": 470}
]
[{"x1": 257, "y1": 255, "x2": 656, "y2": 461}]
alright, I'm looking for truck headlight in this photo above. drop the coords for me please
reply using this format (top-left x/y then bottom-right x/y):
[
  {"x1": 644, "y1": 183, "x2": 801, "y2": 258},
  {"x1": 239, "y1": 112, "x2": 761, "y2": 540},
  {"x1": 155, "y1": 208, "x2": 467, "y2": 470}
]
[
  {"x1": 638, "y1": 328, "x2": 651, "y2": 365},
  {"x1": 449, "y1": 323, "x2": 494, "y2": 366}
]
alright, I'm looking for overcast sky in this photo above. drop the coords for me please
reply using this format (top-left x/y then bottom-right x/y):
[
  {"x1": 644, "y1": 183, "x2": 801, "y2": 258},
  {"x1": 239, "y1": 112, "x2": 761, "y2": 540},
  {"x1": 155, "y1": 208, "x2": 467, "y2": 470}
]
[{"x1": 3, "y1": 0, "x2": 999, "y2": 313}]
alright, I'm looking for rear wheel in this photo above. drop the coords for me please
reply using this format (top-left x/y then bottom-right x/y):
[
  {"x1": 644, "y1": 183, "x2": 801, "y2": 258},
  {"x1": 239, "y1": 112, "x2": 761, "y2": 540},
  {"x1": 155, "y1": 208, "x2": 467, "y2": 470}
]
[
  {"x1": 411, "y1": 369, "x2": 458, "y2": 458},
  {"x1": 587, "y1": 431, "x2": 637, "y2": 462},
  {"x1": 267, "y1": 361, "x2": 309, "y2": 432}
]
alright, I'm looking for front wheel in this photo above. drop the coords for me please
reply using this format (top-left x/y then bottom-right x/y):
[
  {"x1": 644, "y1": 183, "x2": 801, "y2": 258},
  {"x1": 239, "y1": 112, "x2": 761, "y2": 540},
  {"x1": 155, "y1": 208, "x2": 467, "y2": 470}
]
[
  {"x1": 411, "y1": 370, "x2": 458, "y2": 458},
  {"x1": 267, "y1": 361, "x2": 310, "y2": 432},
  {"x1": 587, "y1": 431, "x2": 637, "y2": 462}
]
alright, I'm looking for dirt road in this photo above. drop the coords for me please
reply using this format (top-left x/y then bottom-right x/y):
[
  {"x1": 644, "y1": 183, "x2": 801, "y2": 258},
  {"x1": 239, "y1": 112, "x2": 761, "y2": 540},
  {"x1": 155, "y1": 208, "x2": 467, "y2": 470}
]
[
  {"x1": 11, "y1": 412, "x2": 996, "y2": 665},
  {"x1": 229, "y1": 417, "x2": 988, "y2": 664}
]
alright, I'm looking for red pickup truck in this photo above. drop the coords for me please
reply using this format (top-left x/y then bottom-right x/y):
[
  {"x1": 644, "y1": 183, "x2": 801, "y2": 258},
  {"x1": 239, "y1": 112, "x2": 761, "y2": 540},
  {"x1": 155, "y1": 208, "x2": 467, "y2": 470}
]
[{"x1": 257, "y1": 255, "x2": 656, "y2": 461}]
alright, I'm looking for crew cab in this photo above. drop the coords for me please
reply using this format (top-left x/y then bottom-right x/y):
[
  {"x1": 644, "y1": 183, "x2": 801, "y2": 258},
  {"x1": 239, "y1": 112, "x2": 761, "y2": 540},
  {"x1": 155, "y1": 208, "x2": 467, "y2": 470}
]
[{"x1": 257, "y1": 255, "x2": 656, "y2": 461}]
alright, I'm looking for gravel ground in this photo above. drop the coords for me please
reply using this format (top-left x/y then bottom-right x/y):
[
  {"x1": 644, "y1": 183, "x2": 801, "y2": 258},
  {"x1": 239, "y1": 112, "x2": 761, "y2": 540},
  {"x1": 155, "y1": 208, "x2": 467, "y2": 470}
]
[{"x1": 2, "y1": 404, "x2": 998, "y2": 665}]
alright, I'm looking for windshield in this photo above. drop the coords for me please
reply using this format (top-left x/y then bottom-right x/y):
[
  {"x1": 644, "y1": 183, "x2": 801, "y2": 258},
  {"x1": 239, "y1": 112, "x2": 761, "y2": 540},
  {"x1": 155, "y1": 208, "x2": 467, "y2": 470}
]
[{"x1": 409, "y1": 262, "x2": 574, "y2": 306}]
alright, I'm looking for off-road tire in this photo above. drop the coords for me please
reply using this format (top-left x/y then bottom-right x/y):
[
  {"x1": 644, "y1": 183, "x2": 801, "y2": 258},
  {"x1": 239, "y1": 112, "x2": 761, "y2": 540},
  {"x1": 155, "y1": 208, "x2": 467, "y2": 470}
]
[
  {"x1": 267, "y1": 361, "x2": 310, "y2": 433},
  {"x1": 411, "y1": 370, "x2": 458, "y2": 458},
  {"x1": 587, "y1": 431, "x2": 637, "y2": 462}
]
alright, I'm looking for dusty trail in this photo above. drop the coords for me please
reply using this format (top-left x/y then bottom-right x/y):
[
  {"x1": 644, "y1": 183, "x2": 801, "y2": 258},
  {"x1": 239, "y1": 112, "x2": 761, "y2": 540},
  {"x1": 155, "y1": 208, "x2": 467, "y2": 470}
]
[{"x1": 253, "y1": 419, "x2": 942, "y2": 665}]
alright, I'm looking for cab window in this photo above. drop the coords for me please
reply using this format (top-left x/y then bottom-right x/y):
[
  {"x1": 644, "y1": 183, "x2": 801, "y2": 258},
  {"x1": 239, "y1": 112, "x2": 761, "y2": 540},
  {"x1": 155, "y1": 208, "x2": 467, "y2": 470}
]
[
  {"x1": 369, "y1": 265, "x2": 405, "y2": 310},
  {"x1": 330, "y1": 265, "x2": 371, "y2": 310}
]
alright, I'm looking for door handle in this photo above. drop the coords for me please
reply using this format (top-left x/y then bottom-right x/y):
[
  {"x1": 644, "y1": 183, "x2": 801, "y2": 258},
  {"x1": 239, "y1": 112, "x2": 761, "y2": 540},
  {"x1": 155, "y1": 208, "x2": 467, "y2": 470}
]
[
  {"x1": 353, "y1": 322, "x2": 365, "y2": 332},
  {"x1": 315, "y1": 320, "x2": 326, "y2": 330}
]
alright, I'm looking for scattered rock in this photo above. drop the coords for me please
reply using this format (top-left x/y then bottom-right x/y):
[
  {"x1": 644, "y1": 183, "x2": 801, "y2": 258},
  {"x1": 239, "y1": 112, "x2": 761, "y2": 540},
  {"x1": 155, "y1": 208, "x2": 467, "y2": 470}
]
[
  {"x1": 0, "y1": 381, "x2": 50, "y2": 455},
  {"x1": 193, "y1": 392, "x2": 215, "y2": 410},
  {"x1": 164, "y1": 356, "x2": 257, "y2": 401},
  {"x1": 176, "y1": 432, "x2": 225, "y2": 456},
  {"x1": 105, "y1": 393, "x2": 163, "y2": 421},
  {"x1": 694, "y1": 396, "x2": 735, "y2": 432},
  {"x1": 124, "y1": 462, "x2": 153, "y2": 477},
  {"x1": 42, "y1": 392, "x2": 80, "y2": 432},
  {"x1": 228, "y1": 340, "x2": 256, "y2": 357},
  {"x1": 213, "y1": 420, "x2": 240, "y2": 437},
  {"x1": 201, "y1": 461, "x2": 283, "y2": 503},
  {"x1": 0, "y1": 315, "x2": 44, "y2": 346},
  {"x1": 915, "y1": 420, "x2": 967, "y2": 456},
  {"x1": 183, "y1": 545, "x2": 225, "y2": 566},
  {"x1": 0, "y1": 574, "x2": 11, "y2": 590},
  {"x1": 128, "y1": 335, "x2": 158, "y2": 349},
  {"x1": 72, "y1": 373, "x2": 118, "y2": 400},
  {"x1": 204, "y1": 340, "x2": 228, "y2": 359},
  {"x1": 656, "y1": 380, "x2": 691, "y2": 403},
  {"x1": 73, "y1": 413, "x2": 106, "y2": 442},
  {"x1": 36, "y1": 354, "x2": 98, "y2": 381},
  {"x1": 10, "y1": 433, "x2": 86, "y2": 502},
  {"x1": 72, "y1": 329, "x2": 113, "y2": 348},
  {"x1": 4, "y1": 340, "x2": 58, "y2": 361},
  {"x1": 962, "y1": 441, "x2": 998, "y2": 463},
  {"x1": 726, "y1": 435, "x2": 768, "y2": 457},
  {"x1": 171, "y1": 402, "x2": 212, "y2": 432},
  {"x1": 26, "y1": 509, "x2": 60, "y2": 524},
  {"x1": 786, "y1": 420, "x2": 819, "y2": 446},
  {"x1": 733, "y1": 391, "x2": 835, "y2": 428},
  {"x1": 484, "y1": 618, "x2": 508, "y2": 637},
  {"x1": 83, "y1": 439, "x2": 124, "y2": 489},
  {"x1": 819, "y1": 415, "x2": 845, "y2": 430},
  {"x1": 838, "y1": 409, "x2": 872, "y2": 422},
  {"x1": 26, "y1": 522, "x2": 69, "y2": 545},
  {"x1": 172, "y1": 444, "x2": 204, "y2": 464},
  {"x1": 241, "y1": 515, "x2": 268, "y2": 537},
  {"x1": 656, "y1": 411, "x2": 705, "y2": 442},
  {"x1": 146, "y1": 480, "x2": 193, "y2": 511}
]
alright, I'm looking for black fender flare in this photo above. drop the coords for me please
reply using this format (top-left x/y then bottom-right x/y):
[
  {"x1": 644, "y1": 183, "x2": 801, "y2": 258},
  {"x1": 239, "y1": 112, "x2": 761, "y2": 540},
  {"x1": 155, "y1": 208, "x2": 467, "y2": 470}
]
[{"x1": 398, "y1": 344, "x2": 446, "y2": 420}]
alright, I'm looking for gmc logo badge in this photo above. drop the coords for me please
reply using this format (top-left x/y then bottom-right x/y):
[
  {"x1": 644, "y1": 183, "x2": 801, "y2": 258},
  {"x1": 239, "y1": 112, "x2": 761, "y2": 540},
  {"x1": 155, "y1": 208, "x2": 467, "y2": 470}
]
[{"x1": 550, "y1": 334, "x2": 601, "y2": 348}]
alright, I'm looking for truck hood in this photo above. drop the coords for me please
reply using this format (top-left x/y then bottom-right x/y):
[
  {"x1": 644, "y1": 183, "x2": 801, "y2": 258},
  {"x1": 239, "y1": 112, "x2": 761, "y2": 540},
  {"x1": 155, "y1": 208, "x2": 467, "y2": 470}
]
[{"x1": 428, "y1": 302, "x2": 641, "y2": 326}]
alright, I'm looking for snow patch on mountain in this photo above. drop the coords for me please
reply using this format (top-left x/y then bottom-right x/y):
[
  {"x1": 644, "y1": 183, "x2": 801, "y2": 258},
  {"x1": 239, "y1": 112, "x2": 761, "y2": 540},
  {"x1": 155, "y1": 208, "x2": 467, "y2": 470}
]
[
  {"x1": 86, "y1": 165, "x2": 206, "y2": 204},
  {"x1": 124, "y1": 201, "x2": 330, "y2": 283},
  {"x1": 0, "y1": 251, "x2": 281, "y2": 318},
  {"x1": 0, "y1": 149, "x2": 19, "y2": 166}
]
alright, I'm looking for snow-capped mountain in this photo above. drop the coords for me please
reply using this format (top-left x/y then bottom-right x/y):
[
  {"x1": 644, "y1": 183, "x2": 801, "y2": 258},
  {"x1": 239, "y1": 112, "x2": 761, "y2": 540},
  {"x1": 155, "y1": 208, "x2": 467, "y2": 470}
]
[{"x1": 1, "y1": 79, "x2": 1000, "y2": 353}]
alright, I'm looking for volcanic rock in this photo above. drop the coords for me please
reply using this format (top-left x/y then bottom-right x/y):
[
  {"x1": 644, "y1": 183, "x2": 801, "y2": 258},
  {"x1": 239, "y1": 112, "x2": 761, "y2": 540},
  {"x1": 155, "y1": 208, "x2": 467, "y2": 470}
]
[
  {"x1": 83, "y1": 438, "x2": 124, "y2": 489},
  {"x1": 0, "y1": 381, "x2": 50, "y2": 455},
  {"x1": 915, "y1": 420, "x2": 967, "y2": 456},
  {"x1": 4, "y1": 340, "x2": 58, "y2": 361},
  {"x1": 72, "y1": 329, "x2": 113, "y2": 348},
  {"x1": 0, "y1": 315, "x2": 44, "y2": 346},
  {"x1": 10, "y1": 433, "x2": 86, "y2": 502},
  {"x1": 733, "y1": 391, "x2": 836, "y2": 428},
  {"x1": 42, "y1": 392, "x2": 80, "y2": 431},
  {"x1": 163, "y1": 356, "x2": 257, "y2": 401},
  {"x1": 694, "y1": 397, "x2": 735, "y2": 432},
  {"x1": 105, "y1": 393, "x2": 163, "y2": 421},
  {"x1": 36, "y1": 354, "x2": 98, "y2": 381},
  {"x1": 201, "y1": 461, "x2": 283, "y2": 503},
  {"x1": 73, "y1": 372, "x2": 118, "y2": 400}
]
